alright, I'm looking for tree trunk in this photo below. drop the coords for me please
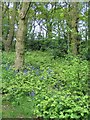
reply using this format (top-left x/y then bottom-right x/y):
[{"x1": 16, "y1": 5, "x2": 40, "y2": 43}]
[
  {"x1": 47, "y1": 21, "x2": 52, "y2": 39},
  {"x1": 45, "y1": 4, "x2": 53, "y2": 39},
  {"x1": 2, "y1": 3, "x2": 9, "y2": 50},
  {"x1": 0, "y1": 2, "x2": 2, "y2": 116},
  {"x1": 88, "y1": 2, "x2": 90, "y2": 59},
  {"x1": 15, "y1": 2, "x2": 30, "y2": 70},
  {"x1": 0, "y1": 2, "x2": 2, "y2": 52},
  {"x1": 88, "y1": 1, "x2": 90, "y2": 45},
  {"x1": 66, "y1": 4, "x2": 72, "y2": 53},
  {"x1": 4, "y1": 3, "x2": 17, "y2": 52},
  {"x1": 88, "y1": 2, "x2": 90, "y2": 120},
  {"x1": 70, "y1": 3, "x2": 79, "y2": 55}
]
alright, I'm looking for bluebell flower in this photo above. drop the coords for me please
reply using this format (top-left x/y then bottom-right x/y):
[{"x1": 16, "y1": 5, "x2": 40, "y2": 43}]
[
  {"x1": 6, "y1": 64, "x2": 10, "y2": 70},
  {"x1": 23, "y1": 69, "x2": 28, "y2": 74},
  {"x1": 31, "y1": 66, "x2": 35, "y2": 70},
  {"x1": 31, "y1": 91, "x2": 35, "y2": 97},
  {"x1": 35, "y1": 70, "x2": 40, "y2": 76},
  {"x1": 47, "y1": 68, "x2": 53, "y2": 74}
]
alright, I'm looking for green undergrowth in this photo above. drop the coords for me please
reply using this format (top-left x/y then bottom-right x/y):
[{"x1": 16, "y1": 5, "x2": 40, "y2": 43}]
[
  {"x1": 2, "y1": 96, "x2": 34, "y2": 118},
  {"x1": 2, "y1": 51, "x2": 89, "y2": 119}
]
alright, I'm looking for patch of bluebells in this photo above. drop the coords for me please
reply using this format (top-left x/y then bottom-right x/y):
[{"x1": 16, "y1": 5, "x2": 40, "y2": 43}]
[
  {"x1": 31, "y1": 91, "x2": 35, "y2": 97},
  {"x1": 46, "y1": 68, "x2": 53, "y2": 79},
  {"x1": 25, "y1": 91, "x2": 35, "y2": 99},
  {"x1": 23, "y1": 69, "x2": 28, "y2": 74},
  {"x1": 6, "y1": 65, "x2": 10, "y2": 70},
  {"x1": 30, "y1": 66, "x2": 35, "y2": 70},
  {"x1": 47, "y1": 68, "x2": 53, "y2": 74},
  {"x1": 3, "y1": 64, "x2": 11, "y2": 71}
]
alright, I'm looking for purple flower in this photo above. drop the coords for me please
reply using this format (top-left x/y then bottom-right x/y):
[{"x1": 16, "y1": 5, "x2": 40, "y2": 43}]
[
  {"x1": 6, "y1": 64, "x2": 10, "y2": 70},
  {"x1": 31, "y1": 91, "x2": 35, "y2": 97},
  {"x1": 23, "y1": 69, "x2": 28, "y2": 74}
]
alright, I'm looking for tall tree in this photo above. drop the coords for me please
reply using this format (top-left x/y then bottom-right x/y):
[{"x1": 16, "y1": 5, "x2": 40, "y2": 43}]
[
  {"x1": 0, "y1": 2, "x2": 2, "y2": 117},
  {"x1": 88, "y1": 1, "x2": 90, "y2": 46},
  {"x1": 0, "y1": 2, "x2": 2, "y2": 51},
  {"x1": 4, "y1": 3, "x2": 17, "y2": 52},
  {"x1": 15, "y1": 2, "x2": 31, "y2": 70},
  {"x1": 2, "y1": 2, "x2": 9, "y2": 50},
  {"x1": 88, "y1": 2, "x2": 90, "y2": 120},
  {"x1": 69, "y1": 2, "x2": 79, "y2": 55}
]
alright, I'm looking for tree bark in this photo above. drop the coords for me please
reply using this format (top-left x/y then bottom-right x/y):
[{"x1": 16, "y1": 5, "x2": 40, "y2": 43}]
[
  {"x1": 15, "y1": 2, "x2": 30, "y2": 70},
  {"x1": 2, "y1": 3, "x2": 9, "y2": 50},
  {"x1": 88, "y1": 2, "x2": 90, "y2": 120},
  {"x1": 45, "y1": 3, "x2": 53, "y2": 39},
  {"x1": 0, "y1": 2, "x2": 2, "y2": 51},
  {"x1": 70, "y1": 3, "x2": 79, "y2": 55},
  {"x1": 88, "y1": 2, "x2": 90, "y2": 43},
  {"x1": 66, "y1": 4, "x2": 72, "y2": 53},
  {"x1": 4, "y1": 3, "x2": 17, "y2": 52}
]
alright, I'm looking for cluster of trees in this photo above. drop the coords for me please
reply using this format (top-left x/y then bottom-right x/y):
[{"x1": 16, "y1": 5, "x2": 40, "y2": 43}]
[{"x1": 2, "y1": 2, "x2": 90, "y2": 69}]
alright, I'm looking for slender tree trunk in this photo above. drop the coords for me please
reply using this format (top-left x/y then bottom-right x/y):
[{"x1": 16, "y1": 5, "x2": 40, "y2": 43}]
[
  {"x1": 70, "y1": 3, "x2": 79, "y2": 55},
  {"x1": 0, "y1": 3, "x2": 2, "y2": 117},
  {"x1": 15, "y1": 2, "x2": 30, "y2": 70},
  {"x1": 85, "y1": 3, "x2": 88, "y2": 42},
  {"x1": 24, "y1": 14, "x2": 29, "y2": 50},
  {"x1": 47, "y1": 21, "x2": 52, "y2": 39},
  {"x1": 2, "y1": 3, "x2": 9, "y2": 50},
  {"x1": 88, "y1": 2, "x2": 90, "y2": 120},
  {"x1": 66, "y1": 4, "x2": 71, "y2": 53},
  {"x1": 45, "y1": 4, "x2": 52, "y2": 39},
  {"x1": 88, "y1": 1, "x2": 90, "y2": 47},
  {"x1": 0, "y1": 2, "x2": 2, "y2": 51},
  {"x1": 57, "y1": 20, "x2": 60, "y2": 41},
  {"x1": 4, "y1": 3, "x2": 17, "y2": 52},
  {"x1": 88, "y1": 1, "x2": 90, "y2": 59}
]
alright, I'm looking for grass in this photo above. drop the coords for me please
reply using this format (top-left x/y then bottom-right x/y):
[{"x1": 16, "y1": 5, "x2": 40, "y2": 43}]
[{"x1": 2, "y1": 96, "x2": 34, "y2": 118}]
